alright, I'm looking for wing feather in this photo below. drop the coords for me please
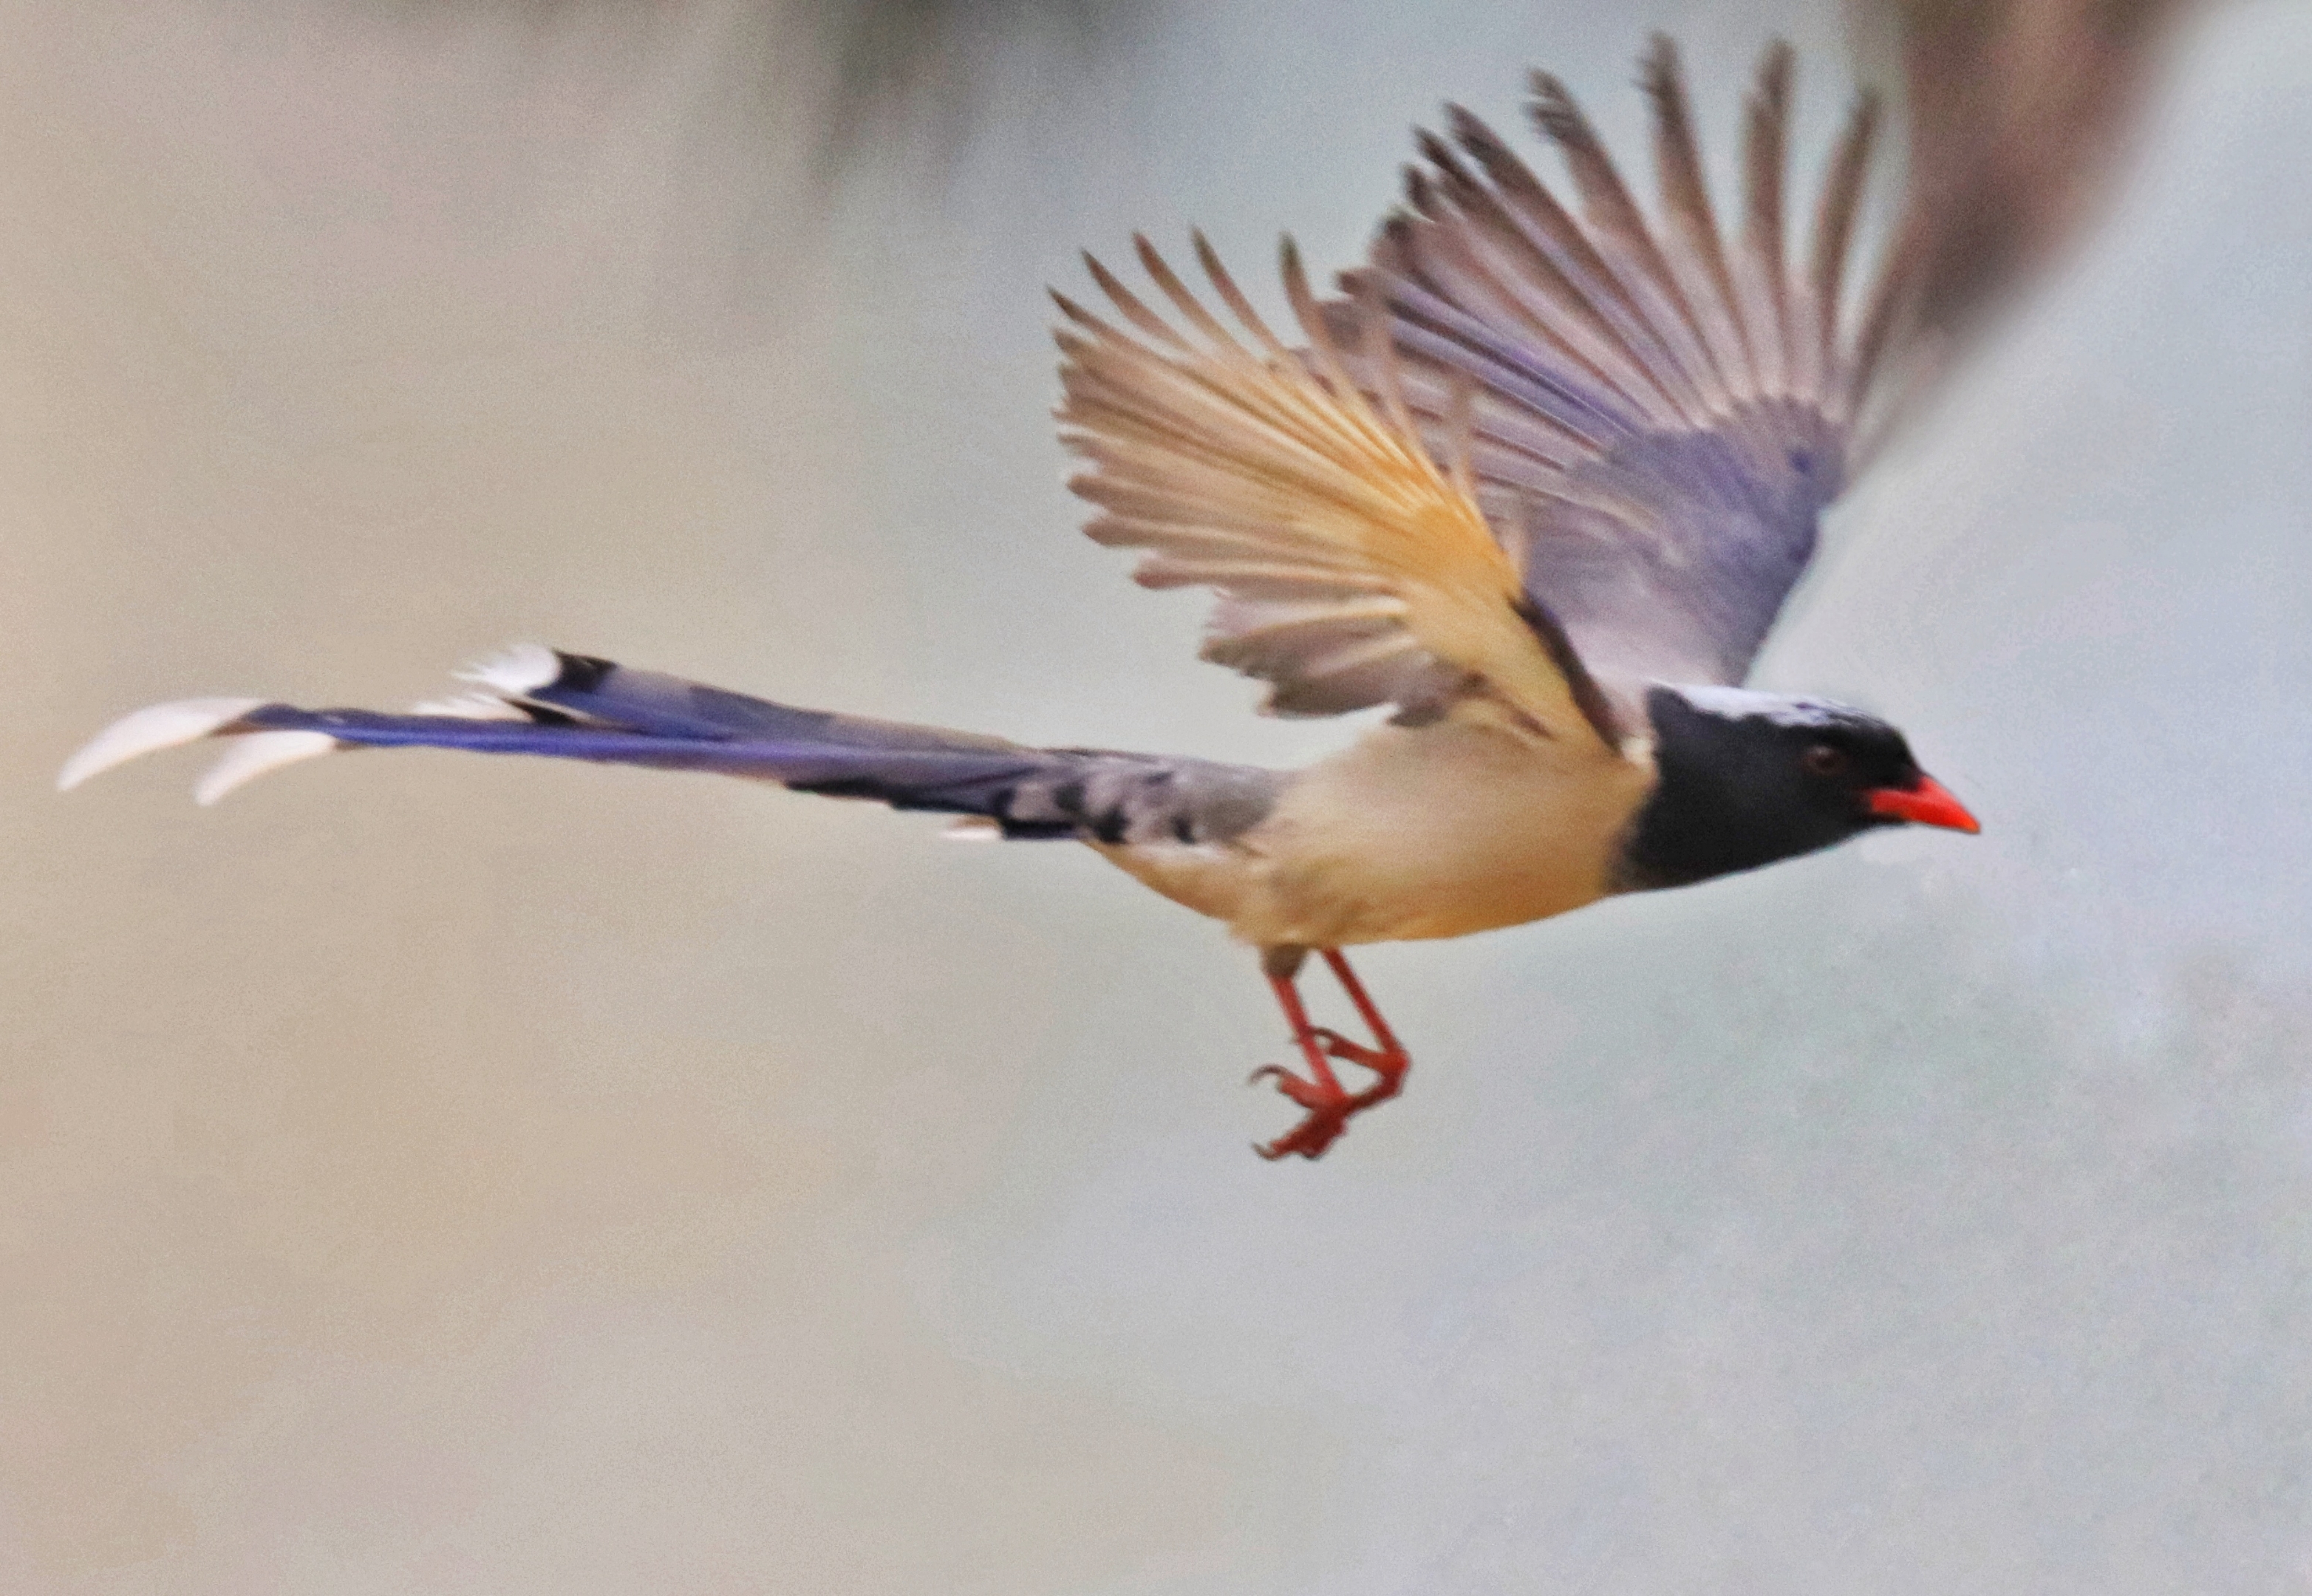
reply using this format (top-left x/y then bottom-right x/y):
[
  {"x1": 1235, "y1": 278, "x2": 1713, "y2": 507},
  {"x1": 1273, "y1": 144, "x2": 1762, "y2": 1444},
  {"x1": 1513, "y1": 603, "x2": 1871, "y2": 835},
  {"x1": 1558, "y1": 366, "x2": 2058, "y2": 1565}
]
[
  {"x1": 1385, "y1": 166, "x2": 1657, "y2": 434},
  {"x1": 1805, "y1": 85, "x2": 1882, "y2": 409},
  {"x1": 1739, "y1": 41, "x2": 1796, "y2": 398},
  {"x1": 1055, "y1": 236, "x2": 1623, "y2": 748},
  {"x1": 1444, "y1": 107, "x2": 1710, "y2": 422},
  {"x1": 1528, "y1": 67, "x2": 1730, "y2": 410},
  {"x1": 1331, "y1": 41, "x2": 1903, "y2": 695},
  {"x1": 1642, "y1": 35, "x2": 1756, "y2": 390}
]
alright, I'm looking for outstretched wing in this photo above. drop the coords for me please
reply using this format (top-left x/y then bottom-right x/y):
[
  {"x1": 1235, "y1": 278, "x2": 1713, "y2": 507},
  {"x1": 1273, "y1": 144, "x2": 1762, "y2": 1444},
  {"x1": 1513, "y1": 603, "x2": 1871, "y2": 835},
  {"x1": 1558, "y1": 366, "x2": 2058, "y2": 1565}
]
[
  {"x1": 1329, "y1": 36, "x2": 1905, "y2": 702},
  {"x1": 1054, "y1": 235, "x2": 1625, "y2": 749}
]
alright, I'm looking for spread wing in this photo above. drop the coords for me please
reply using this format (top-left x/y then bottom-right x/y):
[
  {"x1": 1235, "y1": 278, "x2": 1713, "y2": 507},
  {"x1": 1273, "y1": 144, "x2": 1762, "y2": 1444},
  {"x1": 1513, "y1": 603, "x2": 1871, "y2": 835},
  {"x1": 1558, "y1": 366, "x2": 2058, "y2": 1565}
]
[
  {"x1": 1326, "y1": 36, "x2": 1911, "y2": 702},
  {"x1": 1054, "y1": 234, "x2": 1623, "y2": 749}
]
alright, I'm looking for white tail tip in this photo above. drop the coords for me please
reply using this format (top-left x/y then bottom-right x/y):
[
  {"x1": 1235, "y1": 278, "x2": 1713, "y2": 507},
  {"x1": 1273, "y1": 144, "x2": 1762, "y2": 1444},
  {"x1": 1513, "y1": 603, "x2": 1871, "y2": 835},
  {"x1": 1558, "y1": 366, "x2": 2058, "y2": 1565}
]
[
  {"x1": 58, "y1": 698, "x2": 267, "y2": 793},
  {"x1": 194, "y1": 730, "x2": 340, "y2": 805},
  {"x1": 407, "y1": 692, "x2": 530, "y2": 721},
  {"x1": 454, "y1": 642, "x2": 559, "y2": 699}
]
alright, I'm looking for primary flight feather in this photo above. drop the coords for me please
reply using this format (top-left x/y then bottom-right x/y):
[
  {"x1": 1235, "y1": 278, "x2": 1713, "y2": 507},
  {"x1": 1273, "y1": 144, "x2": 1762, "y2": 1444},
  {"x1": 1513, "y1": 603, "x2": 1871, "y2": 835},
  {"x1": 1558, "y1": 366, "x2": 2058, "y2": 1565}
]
[{"x1": 66, "y1": 37, "x2": 2005, "y2": 1160}]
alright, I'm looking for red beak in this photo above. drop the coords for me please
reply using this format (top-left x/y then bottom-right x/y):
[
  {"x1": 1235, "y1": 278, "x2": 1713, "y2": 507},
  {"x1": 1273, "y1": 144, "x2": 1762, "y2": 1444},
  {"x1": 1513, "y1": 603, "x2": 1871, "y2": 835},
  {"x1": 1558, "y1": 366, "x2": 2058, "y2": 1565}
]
[{"x1": 1864, "y1": 774, "x2": 1980, "y2": 833}]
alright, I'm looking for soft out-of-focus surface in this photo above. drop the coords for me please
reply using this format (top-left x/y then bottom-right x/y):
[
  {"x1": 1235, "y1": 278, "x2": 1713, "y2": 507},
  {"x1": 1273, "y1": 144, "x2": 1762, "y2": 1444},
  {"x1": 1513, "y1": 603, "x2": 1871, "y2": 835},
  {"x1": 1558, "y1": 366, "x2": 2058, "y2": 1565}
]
[{"x1": 7, "y1": 0, "x2": 2310, "y2": 1589}]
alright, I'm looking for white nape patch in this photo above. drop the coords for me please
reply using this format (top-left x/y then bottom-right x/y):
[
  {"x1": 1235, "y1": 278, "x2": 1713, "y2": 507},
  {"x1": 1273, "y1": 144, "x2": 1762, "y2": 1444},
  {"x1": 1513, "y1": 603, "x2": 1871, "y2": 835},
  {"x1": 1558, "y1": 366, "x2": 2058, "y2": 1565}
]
[
  {"x1": 943, "y1": 816, "x2": 1003, "y2": 841},
  {"x1": 408, "y1": 692, "x2": 529, "y2": 721},
  {"x1": 57, "y1": 697, "x2": 266, "y2": 791},
  {"x1": 454, "y1": 641, "x2": 560, "y2": 699},
  {"x1": 1670, "y1": 684, "x2": 1864, "y2": 729},
  {"x1": 194, "y1": 731, "x2": 339, "y2": 805}
]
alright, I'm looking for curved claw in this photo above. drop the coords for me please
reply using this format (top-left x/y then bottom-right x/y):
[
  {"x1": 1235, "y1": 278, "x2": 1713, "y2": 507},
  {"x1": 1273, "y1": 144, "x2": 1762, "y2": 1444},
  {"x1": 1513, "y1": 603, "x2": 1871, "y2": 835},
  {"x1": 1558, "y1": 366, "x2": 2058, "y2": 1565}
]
[
  {"x1": 1249, "y1": 1063, "x2": 1367, "y2": 1158},
  {"x1": 1254, "y1": 1114, "x2": 1348, "y2": 1161},
  {"x1": 1250, "y1": 1063, "x2": 1340, "y2": 1113}
]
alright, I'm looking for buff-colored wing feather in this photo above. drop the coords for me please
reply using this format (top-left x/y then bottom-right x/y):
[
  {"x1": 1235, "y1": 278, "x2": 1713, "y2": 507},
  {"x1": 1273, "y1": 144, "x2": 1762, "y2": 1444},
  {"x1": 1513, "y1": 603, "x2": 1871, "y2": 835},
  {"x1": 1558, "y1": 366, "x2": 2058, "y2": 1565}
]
[{"x1": 1054, "y1": 233, "x2": 1620, "y2": 749}]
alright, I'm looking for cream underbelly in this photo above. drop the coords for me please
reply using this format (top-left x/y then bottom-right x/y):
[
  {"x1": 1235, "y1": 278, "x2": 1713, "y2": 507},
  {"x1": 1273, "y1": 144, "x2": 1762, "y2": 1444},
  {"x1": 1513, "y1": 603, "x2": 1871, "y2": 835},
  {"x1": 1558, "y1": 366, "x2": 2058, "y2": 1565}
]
[{"x1": 1095, "y1": 717, "x2": 1656, "y2": 949}]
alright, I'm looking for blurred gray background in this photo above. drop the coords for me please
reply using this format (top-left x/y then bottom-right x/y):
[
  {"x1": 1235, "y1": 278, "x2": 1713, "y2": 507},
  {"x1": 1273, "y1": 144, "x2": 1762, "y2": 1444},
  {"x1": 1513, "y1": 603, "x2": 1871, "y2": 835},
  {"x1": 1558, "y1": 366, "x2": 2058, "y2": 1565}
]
[{"x1": 7, "y1": 0, "x2": 2311, "y2": 1589}]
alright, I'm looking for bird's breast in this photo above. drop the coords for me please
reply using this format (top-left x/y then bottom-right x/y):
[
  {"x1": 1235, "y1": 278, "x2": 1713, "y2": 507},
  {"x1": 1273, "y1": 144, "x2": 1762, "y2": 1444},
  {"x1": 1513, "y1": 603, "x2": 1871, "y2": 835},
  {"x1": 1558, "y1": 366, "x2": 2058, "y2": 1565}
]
[{"x1": 1099, "y1": 718, "x2": 1655, "y2": 948}]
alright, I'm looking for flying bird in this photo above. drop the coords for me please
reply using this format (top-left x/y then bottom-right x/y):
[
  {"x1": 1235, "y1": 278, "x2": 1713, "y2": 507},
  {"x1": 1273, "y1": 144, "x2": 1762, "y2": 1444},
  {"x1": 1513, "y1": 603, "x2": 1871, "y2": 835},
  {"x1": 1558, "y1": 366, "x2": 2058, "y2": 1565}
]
[{"x1": 64, "y1": 37, "x2": 1998, "y2": 1160}]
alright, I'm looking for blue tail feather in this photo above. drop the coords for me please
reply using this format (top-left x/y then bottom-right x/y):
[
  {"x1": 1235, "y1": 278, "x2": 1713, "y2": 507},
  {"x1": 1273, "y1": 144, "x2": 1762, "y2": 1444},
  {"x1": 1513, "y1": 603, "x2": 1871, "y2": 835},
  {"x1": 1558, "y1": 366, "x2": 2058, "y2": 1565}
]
[
  {"x1": 64, "y1": 647, "x2": 1284, "y2": 844},
  {"x1": 241, "y1": 704, "x2": 1053, "y2": 796}
]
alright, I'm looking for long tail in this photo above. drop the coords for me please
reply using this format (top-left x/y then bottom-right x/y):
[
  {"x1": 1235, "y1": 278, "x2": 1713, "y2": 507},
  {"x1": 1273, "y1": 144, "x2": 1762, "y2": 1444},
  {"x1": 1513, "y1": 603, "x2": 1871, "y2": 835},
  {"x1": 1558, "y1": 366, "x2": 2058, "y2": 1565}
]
[{"x1": 58, "y1": 644, "x2": 1281, "y2": 844}]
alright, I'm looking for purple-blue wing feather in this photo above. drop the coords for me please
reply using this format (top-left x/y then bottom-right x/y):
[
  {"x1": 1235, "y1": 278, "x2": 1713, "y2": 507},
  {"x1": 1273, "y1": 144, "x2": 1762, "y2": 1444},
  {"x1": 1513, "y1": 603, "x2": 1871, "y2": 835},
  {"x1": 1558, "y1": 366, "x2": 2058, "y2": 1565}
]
[{"x1": 1331, "y1": 37, "x2": 1895, "y2": 696}]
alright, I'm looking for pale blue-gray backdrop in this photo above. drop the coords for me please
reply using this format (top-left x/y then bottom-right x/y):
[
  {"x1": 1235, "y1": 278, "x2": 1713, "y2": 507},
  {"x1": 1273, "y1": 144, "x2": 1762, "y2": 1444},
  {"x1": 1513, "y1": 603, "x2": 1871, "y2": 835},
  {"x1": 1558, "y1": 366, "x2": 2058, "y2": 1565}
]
[{"x1": 7, "y1": 0, "x2": 2310, "y2": 1588}]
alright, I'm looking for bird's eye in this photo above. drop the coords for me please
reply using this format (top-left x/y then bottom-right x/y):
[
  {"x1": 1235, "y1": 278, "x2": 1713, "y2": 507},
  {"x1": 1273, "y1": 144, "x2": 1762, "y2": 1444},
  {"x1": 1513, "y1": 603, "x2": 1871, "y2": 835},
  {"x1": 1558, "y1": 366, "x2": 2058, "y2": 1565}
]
[{"x1": 1801, "y1": 743, "x2": 1849, "y2": 778}]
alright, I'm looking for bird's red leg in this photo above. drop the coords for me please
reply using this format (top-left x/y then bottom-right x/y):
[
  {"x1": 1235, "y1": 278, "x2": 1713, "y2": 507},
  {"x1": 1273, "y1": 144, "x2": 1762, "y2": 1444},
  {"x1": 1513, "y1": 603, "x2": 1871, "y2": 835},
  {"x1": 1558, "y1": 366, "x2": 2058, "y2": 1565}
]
[
  {"x1": 1311, "y1": 948, "x2": 1408, "y2": 1077},
  {"x1": 1249, "y1": 948, "x2": 1411, "y2": 1161}
]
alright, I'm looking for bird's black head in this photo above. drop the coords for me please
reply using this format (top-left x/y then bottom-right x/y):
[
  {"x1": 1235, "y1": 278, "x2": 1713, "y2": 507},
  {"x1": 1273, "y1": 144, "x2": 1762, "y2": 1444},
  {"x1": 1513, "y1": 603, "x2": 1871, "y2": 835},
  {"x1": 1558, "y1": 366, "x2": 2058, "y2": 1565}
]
[{"x1": 1614, "y1": 684, "x2": 1979, "y2": 892}]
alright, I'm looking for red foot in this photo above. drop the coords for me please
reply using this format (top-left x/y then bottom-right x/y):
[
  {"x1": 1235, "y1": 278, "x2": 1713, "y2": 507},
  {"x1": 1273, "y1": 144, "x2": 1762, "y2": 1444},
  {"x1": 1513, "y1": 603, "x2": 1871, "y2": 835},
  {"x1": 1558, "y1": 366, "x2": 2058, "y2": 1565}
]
[{"x1": 1250, "y1": 950, "x2": 1411, "y2": 1161}]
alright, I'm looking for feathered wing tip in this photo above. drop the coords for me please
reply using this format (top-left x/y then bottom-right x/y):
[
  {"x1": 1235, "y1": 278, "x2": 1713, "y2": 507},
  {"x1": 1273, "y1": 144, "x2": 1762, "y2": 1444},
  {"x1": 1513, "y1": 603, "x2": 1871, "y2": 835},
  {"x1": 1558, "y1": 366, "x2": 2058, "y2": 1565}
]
[
  {"x1": 1739, "y1": 40, "x2": 1795, "y2": 397},
  {"x1": 58, "y1": 646, "x2": 567, "y2": 804},
  {"x1": 1637, "y1": 35, "x2": 1753, "y2": 392},
  {"x1": 1807, "y1": 83, "x2": 1883, "y2": 415},
  {"x1": 1051, "y1": 228, "x2": 1413, "y2": 471},
  {"x1": 1357, "y1": 35, "x2": 1895, "y2": 473},
  {"x1": 1051, "y1": 231, "x2": 1506, "y2": 722}
]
